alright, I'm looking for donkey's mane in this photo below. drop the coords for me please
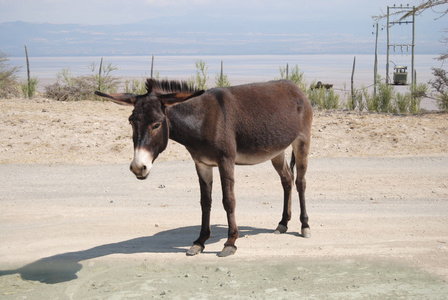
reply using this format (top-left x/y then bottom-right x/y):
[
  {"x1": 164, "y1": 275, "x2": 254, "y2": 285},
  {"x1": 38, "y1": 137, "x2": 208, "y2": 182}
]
[{"x1": 145, "y1": 78, "x2": 200, "y2": 94}]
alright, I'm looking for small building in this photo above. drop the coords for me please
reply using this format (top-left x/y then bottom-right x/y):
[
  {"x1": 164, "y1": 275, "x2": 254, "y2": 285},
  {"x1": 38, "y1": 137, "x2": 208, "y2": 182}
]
[{"x1": 393, "y1": 66, "x2": 408, "y2": 85}]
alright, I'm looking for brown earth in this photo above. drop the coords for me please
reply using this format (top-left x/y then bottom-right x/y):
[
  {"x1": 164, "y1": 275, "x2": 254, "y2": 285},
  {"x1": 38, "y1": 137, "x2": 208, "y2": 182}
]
[{"x1": 0, "y1": 97, "x2": 447, "y2": 299}]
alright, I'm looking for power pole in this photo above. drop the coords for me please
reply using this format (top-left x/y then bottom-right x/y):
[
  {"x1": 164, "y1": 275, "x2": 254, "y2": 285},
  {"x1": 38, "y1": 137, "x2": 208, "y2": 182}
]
[{"x1": 386, "y1": 4, "x2": 415, "y2": 85}]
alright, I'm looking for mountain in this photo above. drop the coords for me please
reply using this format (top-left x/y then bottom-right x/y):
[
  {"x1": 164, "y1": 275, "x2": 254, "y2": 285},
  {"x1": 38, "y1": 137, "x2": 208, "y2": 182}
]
[{"x1": 0, "y1": 16, "x2": 439, "y2": 57}]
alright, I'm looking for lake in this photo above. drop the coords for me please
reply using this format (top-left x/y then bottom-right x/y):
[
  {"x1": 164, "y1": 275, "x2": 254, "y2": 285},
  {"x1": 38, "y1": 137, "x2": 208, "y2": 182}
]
[{"x1": 9, "y1": 54, "x2": 441, "y2": 85}]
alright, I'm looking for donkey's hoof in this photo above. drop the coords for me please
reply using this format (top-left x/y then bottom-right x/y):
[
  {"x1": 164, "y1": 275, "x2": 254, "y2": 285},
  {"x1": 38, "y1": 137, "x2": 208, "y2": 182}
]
[
  {"x1": 186, "y1": 244, "x2": 204, "y2": 256},
  {"x1": 218, "y1": 245, "x2": 237, "y2": 257},
  {"x1": 274, "y1": 224, "x2": 288, "y2": 234},
  {"x1": 301, "y1": 227, "x2": 311, "y2": 238}
]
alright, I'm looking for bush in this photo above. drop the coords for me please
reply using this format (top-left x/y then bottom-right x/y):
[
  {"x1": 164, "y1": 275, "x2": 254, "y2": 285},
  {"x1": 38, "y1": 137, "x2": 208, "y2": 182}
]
[
  {"x1": 45, "y1": 76, "x2": 96, "y2": 101},
  {"x1": 430, "y1": 67, "x2": 448, "y2": 111},
  {"x1": 44, "y1": 59, "x2": 119, "y2": 101},
  {"x1": 0, "y1": 51, "x2": 21, "y2": 98}
]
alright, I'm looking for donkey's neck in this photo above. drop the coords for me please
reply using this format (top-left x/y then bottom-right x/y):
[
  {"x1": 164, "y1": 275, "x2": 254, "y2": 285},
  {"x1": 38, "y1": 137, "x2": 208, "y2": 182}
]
[{"x1": 166, "y1": 102, "x2": 205, "y2": 148}]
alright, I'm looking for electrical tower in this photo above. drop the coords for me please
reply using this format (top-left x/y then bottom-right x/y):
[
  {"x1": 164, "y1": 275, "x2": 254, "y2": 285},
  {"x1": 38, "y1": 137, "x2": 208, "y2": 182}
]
[{"x1": 386, "y1": 4, "x2": 415, "y2": 85}]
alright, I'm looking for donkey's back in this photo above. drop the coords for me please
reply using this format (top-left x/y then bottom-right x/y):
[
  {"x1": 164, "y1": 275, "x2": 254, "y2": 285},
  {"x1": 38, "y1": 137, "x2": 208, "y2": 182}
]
[{"x1": 192, "y1": 80, "x2": 312, "y2": 166}]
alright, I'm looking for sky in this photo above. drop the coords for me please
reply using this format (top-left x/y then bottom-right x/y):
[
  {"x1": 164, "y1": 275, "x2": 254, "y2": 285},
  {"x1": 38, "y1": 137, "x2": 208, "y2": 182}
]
[
  {"x1": 0, "y1": 0, "x2": 446, "y2": 55},
  {"x1": 0, "y1": 0, "x2": 444, "y2": 27}
]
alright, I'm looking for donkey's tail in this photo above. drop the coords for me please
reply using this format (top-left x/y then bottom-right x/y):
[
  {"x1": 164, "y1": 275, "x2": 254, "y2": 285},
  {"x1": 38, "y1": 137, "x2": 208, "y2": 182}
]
[{"x1": 290, "y1": 150, "x2": 296, "y2": 177}]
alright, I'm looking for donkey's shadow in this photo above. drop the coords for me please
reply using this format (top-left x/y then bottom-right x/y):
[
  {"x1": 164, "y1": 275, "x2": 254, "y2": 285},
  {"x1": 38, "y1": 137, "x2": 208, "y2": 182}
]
[{"x1": 0, "y1": 225, "x2": 277, "y2": 284}]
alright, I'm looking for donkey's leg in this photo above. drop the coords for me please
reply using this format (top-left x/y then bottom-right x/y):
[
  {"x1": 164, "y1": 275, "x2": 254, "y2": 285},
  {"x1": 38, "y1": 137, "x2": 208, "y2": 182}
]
[
  {"x1": 187, "y1": 162, "x2": 213, "y2": 256},
  {"x1": 292, "y1": 138, "x2": 311, "y2": 238},
  {"x1": 218, "y1": 159, "x2": 238, "y2": 257},
  {"x1": 271, "y1": 151, "x2": 294, "y2": 234}
]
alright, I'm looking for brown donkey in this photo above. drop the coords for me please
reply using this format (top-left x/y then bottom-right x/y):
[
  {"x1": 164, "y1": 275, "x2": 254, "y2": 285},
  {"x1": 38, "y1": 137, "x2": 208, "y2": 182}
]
[{"x1": 95, "y1": 79, "x2": 313, "y2": 257}]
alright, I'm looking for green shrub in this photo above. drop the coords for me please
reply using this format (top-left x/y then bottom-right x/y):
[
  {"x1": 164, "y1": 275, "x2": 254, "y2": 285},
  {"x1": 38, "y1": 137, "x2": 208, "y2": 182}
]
[
  {"x1": 215, "y1": 61, "x2": 231, "y2": 88},
  {"x1": 124, "y1": 78, "x2": 147, "y2": 94},
  {"x1": 376, "y1": 80, "x2": 394, "y2": 113},
  {"x1": 21, "y1": 77, "x2": 39, "y2": 98},
  {"x1": 409, "y1": 83, "x2": 427, "y2": 114},
  {"x1": 278, "y1": 64, "x2": 307, "y2": 91},
  {"x1": 188, "y1": 60, "x2": 208, "y2": 90},
  {"x1": 307, "y1": 84, "x2": 339, "y2": 110},
  {"x1": 88, "y1": 59, "x2": 119, "y2": 93},
  {"x1": 391, "y1": 92, "x2": 410, "y2": 113},
  {"x1": 347, "y1": 88, "x2": 363, "y2": 111}
]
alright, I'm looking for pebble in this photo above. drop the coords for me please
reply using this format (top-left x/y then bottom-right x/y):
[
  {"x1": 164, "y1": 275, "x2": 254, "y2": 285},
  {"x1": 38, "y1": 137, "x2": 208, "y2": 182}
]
[{"x1": 216, "y1": 266, "x2": 228, "y2": 272}]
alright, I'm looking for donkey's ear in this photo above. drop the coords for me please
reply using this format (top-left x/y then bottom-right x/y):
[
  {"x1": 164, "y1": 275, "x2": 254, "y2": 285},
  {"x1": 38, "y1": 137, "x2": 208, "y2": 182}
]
[
  {"x1": 160, "y1": 90, "x2": 205, "y2": 107},
  {"x1": 94, "y1": 91, "x2": 137, "y2": 106}
]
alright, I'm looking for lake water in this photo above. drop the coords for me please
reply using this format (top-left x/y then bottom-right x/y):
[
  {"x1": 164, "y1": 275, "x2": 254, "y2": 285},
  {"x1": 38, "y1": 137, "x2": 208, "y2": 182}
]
[
  {"x1": 9, "y1": 54, "x2": 441, "y2": 85},
  {"x1": 9, "y1": 54, "x2": 442, "y2": 109}
]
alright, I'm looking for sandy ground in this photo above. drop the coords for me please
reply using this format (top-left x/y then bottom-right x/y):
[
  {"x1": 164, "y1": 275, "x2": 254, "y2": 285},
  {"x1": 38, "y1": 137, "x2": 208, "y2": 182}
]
[{"x1": 0, "y1": 97, "x2": 448, "y2": 299}]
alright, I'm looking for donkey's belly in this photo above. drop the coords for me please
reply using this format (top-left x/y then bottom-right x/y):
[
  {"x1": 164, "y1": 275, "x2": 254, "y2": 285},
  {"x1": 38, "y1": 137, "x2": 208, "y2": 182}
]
[{"x1": 235, "y1": 149, "x2": 285, "y2": 165}]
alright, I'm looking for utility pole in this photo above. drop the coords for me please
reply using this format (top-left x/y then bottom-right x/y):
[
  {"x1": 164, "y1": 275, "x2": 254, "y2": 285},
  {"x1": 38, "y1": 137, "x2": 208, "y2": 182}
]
[
  {"x1": 386, "y1": 4, "x2": 415, "y2": 86},
  {"x1": 386, "y1": 6, "x2": 390, "y2": 85},
  {"x1": 374, "y1": 23, "x2": 379, "y2": 96}
]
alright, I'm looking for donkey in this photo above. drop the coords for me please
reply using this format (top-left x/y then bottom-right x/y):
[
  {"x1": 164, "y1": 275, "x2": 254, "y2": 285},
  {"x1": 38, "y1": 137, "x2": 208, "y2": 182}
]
[{"x1": 95, "y1": 79, "x2": 313, "y2": 257}]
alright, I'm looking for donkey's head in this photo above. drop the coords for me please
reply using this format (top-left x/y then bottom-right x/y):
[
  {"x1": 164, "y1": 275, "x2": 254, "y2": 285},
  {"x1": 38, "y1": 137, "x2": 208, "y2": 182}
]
[{"x1": 95, "y1": 79, "x2": 204, "y2": 179}]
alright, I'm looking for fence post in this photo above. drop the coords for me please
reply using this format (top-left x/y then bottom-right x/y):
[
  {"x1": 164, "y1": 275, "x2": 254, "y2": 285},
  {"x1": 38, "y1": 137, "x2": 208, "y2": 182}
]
[
  {"x1": 24, "y1": 45, "x2": 31, "y2": 98},
  {"x1": 98, "y1": 57, "x2": 104, "y2": 91},
  {"x1": 351, "y1": 56, "x2": 356, "y2": 101},
  {"x1": 220, "y1": 60, "x2": 224, "y2": 82},
  {"x1": 374, "y1": 23, "x2": 379, "y2": 97},
  {"x1": 151, "y1": 54, "x2": 154, "y2": 78}
]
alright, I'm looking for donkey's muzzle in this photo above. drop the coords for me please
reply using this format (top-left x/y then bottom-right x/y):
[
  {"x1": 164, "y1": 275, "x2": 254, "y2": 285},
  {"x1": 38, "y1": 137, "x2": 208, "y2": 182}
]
[{"x1": 130, "y1": 148, "x2": 153, "y2": 180}]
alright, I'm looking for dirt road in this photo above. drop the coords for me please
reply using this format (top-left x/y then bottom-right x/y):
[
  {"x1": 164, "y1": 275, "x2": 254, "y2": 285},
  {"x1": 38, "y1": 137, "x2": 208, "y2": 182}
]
[
  {"x1": 1, "y1": 97, "x2": 447, "y2": 298},
  {"x1": 1, "y1": 157, "x2": 447, "y2": 299}
]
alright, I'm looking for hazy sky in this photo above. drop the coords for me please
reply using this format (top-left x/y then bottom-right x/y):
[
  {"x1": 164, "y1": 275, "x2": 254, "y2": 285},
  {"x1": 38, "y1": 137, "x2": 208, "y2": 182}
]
[{"x1": 1, "y1": 0, "x2": 446, "y2": 55}]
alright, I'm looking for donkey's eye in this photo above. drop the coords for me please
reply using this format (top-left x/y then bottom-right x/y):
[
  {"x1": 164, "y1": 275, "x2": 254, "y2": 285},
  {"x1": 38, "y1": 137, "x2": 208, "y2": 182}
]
[{"x1": 151, "y1": 122, "x2": 161, "y2": 130}]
